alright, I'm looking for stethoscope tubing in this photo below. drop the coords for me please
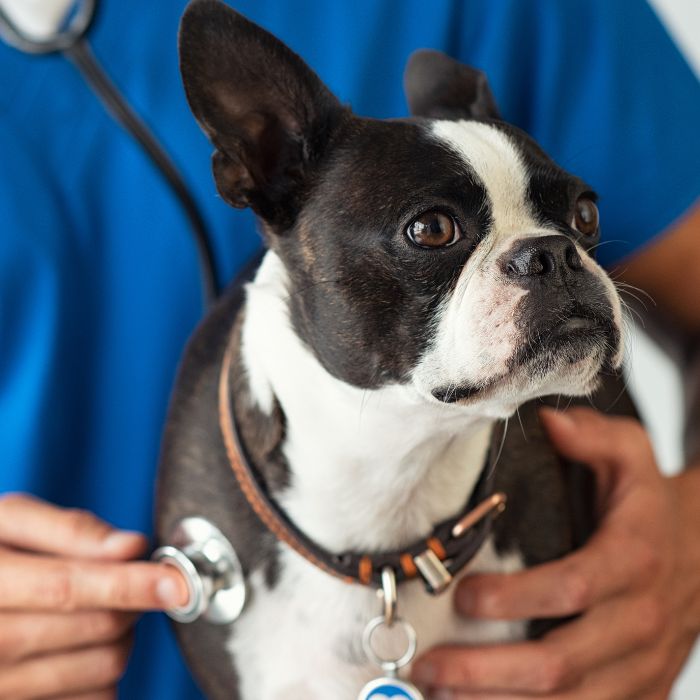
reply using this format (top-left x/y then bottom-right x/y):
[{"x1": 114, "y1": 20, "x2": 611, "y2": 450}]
[{"x1": 0, "y1": 0, "x2": 220, "y2": 307}]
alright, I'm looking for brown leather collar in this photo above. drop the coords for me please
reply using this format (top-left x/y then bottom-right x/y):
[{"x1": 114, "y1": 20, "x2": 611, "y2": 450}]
[{"x1": 218, "y1": 329, "x2": 506, "y2": 593}]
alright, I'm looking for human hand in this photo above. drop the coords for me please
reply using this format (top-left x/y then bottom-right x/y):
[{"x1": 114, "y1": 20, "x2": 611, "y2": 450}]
[
  {"x1": 0, "y1": 493, "x2": 189, "y2": 700},
  {"x1": 412, "y1": 407, "x2": 700, "y2": 699}
]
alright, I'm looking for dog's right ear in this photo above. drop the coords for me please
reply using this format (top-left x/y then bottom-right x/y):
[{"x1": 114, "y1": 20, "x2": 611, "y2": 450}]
[
  {"x1": 179, "y1": 0, "x2": 345, "y2": 227},
  {"x1": 404, "y1": 50, "x2": 500, "y2": 121}
]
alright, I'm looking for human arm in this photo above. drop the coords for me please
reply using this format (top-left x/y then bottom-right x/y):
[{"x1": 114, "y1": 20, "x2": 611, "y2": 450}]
[{"x1": 618, "y1": 201, "x2": 700, "y2": 334}]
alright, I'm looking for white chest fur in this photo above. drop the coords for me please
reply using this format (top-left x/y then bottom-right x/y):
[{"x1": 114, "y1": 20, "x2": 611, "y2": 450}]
[
  {"x1": 229, "y1": 252, "x2": 526, "y2": 699},
  {"x1": 229, "y1": 542, "x2": 524, "y2": 700}
]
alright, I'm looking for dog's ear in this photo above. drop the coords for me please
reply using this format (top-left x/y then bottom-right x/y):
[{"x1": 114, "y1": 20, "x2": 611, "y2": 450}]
[
  {"x1": 403, "y1": 50, "x2": 500, "y2": 121},
  {"x1": 179, "y1": 0, "x2": 345, "y2": 227}
]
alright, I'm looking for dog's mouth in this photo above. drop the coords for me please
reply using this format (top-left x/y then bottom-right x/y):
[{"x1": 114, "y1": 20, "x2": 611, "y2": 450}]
[
  {"x1": 432, "y1": 307, "x2": 619, "y2": 405},
  {"x1": 432, "y1": 382, "x2": 489, "y2": 404},
  {"x1": 512, "y1": 307, "x2": 618, "y2": 368}
]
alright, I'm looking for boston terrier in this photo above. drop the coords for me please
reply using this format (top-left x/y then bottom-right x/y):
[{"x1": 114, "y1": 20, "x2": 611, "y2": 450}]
[{"x1": 156, "y1": 1, "x2": 635, "y2": 697}]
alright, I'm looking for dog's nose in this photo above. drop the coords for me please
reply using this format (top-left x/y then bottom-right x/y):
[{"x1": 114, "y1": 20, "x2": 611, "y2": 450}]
[{"x1": 504, "y1": 235, "x2": 583, "y2": 281}]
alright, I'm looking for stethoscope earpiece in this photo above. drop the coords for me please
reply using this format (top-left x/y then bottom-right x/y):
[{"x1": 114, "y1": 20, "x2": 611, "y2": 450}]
[{"x1": 0, "y1": 0, "x2": 96, "y2": 55}]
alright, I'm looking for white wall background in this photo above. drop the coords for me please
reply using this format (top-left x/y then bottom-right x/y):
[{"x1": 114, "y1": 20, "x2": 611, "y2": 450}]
[{"x1": 627, "y1": 3, "x2": 699, "y2": 696}]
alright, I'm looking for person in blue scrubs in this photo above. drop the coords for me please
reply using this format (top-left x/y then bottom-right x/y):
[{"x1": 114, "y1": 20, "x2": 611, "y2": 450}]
[{"x1": 1, "y1": 1, "x2": 699, "y2": 698}]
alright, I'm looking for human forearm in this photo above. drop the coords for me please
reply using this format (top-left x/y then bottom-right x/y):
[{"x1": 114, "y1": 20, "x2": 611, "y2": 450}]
[{"x1": 619, "y1": 201, "x2": 700, "y2": 333}]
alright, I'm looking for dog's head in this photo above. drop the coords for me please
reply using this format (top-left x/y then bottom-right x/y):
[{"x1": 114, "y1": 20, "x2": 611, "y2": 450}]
[{"x1": 180, "y1": 0, "x2": 623, "y2": 418}]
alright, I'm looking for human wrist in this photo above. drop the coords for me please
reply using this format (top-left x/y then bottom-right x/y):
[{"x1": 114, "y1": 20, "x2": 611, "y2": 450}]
[{"x1": 670, "y1": 466, "x2": 700, "y2": 635}]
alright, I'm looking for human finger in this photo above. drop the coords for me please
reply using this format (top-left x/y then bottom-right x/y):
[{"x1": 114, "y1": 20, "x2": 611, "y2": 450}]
[
  {"x1": 413, "y1": 592, "x2": 661, "y2": 695},
  {"x1": 0, "y1": 494, "x2": 146, "y2": 561},
  {"x1": 421, "y1": 637, "x2": 674, "y2": 700},
  {"x1": 538, "y1": 408, "x2": 657, "y2": 483},
  {"x1": 0, "y1": 611, "x2": 138, "y2": 662},
  {"x1": 455, "y1": 528, "x2": 655, "y2": 620},
  {"x1": 411, "y1": 640, "x2": 580, "y2": 696},
  {"x1": 52, "y1": 691, "x2": 116, "y2": 700},
  {"x1": 0, "y1": 548, "x2": 188, "y2": 612},
  {"x1": 0, "y1": 637, "x2": 132, "y2": 700}
]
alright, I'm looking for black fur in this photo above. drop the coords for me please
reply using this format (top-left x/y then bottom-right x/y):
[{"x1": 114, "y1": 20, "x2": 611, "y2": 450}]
[
  {"x1": 179, "y1": 0, "x2": 346, "y2": 228},
  {"x1": 404, "y1": 49, "x2": 501, "y2": 120}
]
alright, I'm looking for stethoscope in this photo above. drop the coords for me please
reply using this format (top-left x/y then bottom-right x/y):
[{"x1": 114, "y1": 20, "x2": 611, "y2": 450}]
[
  {"x1": 0, "y1": 0, "x2": 246, "y2": 624},
  {"x1": 0, "y1": 0, "x2": 220, "y2": 308}
]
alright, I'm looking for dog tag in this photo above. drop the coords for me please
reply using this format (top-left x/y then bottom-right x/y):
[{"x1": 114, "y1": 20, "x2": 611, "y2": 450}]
[{"x1": 357, "y1": 675, "x2": 425, "y2": 699}]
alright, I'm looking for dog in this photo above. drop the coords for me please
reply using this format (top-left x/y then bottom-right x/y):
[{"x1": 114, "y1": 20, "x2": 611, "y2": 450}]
[{"x1": 156, "y1": 1, "x2": 635, "y2": 697}]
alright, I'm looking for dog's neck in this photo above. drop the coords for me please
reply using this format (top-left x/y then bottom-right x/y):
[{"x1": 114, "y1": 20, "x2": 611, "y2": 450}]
[{"x1": 239, "y1": 252, "x2": 496, "y2": 553}]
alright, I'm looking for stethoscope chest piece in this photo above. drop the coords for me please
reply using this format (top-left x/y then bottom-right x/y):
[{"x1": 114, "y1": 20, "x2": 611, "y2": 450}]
[{"x1": 152, "y1": 517, "x2": 246, "y2": 625}]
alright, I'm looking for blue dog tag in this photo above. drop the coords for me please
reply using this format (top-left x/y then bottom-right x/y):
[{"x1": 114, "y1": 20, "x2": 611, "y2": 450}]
[{"x1": 357, "y1": 676, "x2": 425, "y2": 700}]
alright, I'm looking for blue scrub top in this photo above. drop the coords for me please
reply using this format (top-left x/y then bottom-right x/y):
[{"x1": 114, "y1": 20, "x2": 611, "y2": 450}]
[{"x1": 1, "y1": 1, "x2": 699, "y2": 698}]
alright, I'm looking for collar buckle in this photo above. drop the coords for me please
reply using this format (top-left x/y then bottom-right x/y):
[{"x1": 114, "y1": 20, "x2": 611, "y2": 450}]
[
  {"x1": 413, "y1": 492, "x2": 508, "y2": 595},
  {"x1": 413, "y1": 549, "x2": 453, "y2": 594}
]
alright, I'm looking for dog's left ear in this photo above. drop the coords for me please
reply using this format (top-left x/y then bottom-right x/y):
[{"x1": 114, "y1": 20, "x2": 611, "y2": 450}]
[
  {"x1": 179, "y1": 0, "x2": 345, "y2": 227},
  {"x1": 404, "y1": 49, "x2": 500, "y2": 121}
]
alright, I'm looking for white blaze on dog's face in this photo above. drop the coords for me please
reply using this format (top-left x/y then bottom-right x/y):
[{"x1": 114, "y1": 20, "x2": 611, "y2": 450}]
[
  {"x1": 179, "y1": 7, "x2": 623, "y2": 419},
  {"x1": 410, "y1": 119, "x2": 623, "y2": 417}
]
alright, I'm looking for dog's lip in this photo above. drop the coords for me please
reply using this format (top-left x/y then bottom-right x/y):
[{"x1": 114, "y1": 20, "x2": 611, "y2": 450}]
[
  {"x1": 432, "y1": 384, "x2": 479, "y2": 403},
  {"x1": 513, "y1": 312, "x2": 614, "y2": 364},
  {"x1": 431, "y1": 376, "x2": 504, "y2": 404},
  {"x1": 431, "y1": 314, "x2": 617, "y2": 405}
]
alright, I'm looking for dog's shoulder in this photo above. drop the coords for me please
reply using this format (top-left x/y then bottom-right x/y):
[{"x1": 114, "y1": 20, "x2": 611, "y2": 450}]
[
  {"x1": 155, "y1": 254, "x2": 287, "y2": 699},
  {"x1": 156, "y1": 251, "x2": 284, "y2": 571}
]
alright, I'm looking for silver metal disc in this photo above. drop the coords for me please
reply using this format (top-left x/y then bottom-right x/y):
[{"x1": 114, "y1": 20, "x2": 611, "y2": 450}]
[{"x1": 153, "y1": 517, "x2": 246, "y2": 625}]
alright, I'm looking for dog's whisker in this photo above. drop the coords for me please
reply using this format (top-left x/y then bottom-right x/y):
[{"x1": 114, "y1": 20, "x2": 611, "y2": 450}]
[
  {"x1": 585, "y1": 238, "x2": 627, "y2": 254},
  {"x1": 515, "y1": 405, "x2": 527, "y2": 441},
  {"x1": 616, "y1": 287, "x2": 650, "y2": 312},
  {"x1": 615, "y1": 281, "x2": 657, "y2": 306},
  {"x1": 618, "y1": 296, "x2": 646, "y2": 327}
]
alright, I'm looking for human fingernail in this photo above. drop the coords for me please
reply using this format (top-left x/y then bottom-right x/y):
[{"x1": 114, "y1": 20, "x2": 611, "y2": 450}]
[
  {"x1": 103, "y1": 531, "x2": 145, "y2": 554},
  {"x1": 411, "y1": 659, "x2": 436, "y2": 685},
  {"x1": 157, "y1": 575, "x2": 188, "y2": 608}
]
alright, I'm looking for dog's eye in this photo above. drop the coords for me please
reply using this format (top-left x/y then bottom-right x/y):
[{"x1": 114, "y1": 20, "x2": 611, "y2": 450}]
[
  {"x1": 572, "y1": 197, "x2": 599, "y2": 236},
  {"x1": 406, "y1": 211, "x2": 462, "y2": 248}
]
